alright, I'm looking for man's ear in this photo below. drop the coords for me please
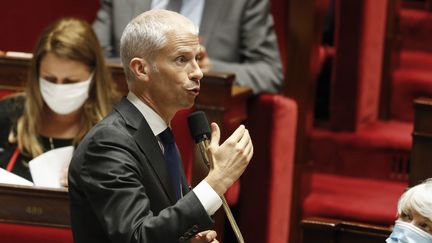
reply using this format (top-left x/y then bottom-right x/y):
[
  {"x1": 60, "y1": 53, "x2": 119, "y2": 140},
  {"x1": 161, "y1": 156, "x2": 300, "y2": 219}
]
[{"x1": 129, "y1": 57, "x2": 151, "y2": 82}]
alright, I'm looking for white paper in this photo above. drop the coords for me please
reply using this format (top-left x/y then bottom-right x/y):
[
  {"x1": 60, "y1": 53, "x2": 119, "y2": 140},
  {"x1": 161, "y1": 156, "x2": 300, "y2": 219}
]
[
  {"x1": 0, "y1": 168, "x2": 34, "y2": 186},
  {"x1": 29, "y1": 146, "x2": 74, "y2": 188}
]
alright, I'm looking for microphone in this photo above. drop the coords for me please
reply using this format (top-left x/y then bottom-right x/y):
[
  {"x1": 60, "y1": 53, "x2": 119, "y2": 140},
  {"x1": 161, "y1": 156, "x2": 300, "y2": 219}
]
[{"x1": 187, "y1": 111, "x2": 245, "y2": 243}]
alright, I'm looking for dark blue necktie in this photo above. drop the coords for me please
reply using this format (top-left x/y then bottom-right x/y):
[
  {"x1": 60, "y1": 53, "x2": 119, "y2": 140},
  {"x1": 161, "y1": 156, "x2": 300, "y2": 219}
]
[{"x1": 159, "y1": 128, "x2": 182, "y2": 201}]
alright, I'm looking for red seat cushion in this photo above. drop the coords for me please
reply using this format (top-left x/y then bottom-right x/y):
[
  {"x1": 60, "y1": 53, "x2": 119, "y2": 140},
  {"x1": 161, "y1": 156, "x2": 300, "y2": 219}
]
[
  {"x1": 310, "y1": 120, "x2": 412, "y2": 180},
  {"x1": 303, "y1": 173, "x2": 407, "y2": 225},
  {"x1": 399, "y1": 50, "x2": 432, "y2": 71},
  {"x1": 0, "y1": 223, "x2": 73, "y2": 243}
]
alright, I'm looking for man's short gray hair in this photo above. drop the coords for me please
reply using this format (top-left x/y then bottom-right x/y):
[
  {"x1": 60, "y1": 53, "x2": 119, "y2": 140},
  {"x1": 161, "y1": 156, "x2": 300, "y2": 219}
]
[
  {"x1": 120, "y1": 9, "x2": 199, "y2": 82},
  {"x1": 397, "y1": 178, "x2": 432, "y2": 221}
]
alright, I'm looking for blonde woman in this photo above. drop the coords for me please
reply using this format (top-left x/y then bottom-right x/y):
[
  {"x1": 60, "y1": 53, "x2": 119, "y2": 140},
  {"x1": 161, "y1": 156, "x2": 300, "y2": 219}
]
[{"x1": 0, "y1": 18, "x2": 120, "y2": 186}]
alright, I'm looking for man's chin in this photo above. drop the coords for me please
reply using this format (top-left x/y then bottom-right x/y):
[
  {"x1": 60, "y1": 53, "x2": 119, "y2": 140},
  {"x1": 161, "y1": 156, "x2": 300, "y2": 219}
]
[{"x1": 177, "y1": 99, "x2": 195, "y2": 111}]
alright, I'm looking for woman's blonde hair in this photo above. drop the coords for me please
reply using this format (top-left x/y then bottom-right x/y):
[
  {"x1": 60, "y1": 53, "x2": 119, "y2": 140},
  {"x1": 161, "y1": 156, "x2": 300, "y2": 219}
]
[{"x1": 9, "y1": 18, "x2": 120, "y2": 158}]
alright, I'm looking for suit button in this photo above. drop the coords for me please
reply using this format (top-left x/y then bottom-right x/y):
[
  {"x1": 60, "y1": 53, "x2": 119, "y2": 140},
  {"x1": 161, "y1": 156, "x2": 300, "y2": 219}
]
[{"x1": 179, "y1": 236, "x2": 186, "y2": 242}]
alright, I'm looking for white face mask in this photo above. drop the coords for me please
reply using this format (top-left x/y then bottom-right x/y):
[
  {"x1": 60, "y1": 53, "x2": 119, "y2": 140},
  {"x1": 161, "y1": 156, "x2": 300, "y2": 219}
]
[
  {"x1": 386, "y1": 220, "x2": 432, "y2": 243},
  {"x1": 39, "y1": 73, "x2": 93, "y2": 115}
]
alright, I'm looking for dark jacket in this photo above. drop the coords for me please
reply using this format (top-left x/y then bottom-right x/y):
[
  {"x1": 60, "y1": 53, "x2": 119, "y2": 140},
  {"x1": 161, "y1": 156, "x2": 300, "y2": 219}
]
[{"x1": 68, "y1": 98, "x2": 213, "y2": 243}]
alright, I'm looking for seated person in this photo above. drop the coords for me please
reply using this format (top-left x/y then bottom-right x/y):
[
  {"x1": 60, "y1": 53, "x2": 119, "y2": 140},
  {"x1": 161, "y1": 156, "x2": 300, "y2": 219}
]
[
  {"x1": 92, "y1": 0, "x2": 283, "y2": 94},
  {"x1": 0, "y1": 18, "x2": 120, "y2": 186},
  {"x1": 387, "y1": 179, "x2": 432, "y2": 242}
]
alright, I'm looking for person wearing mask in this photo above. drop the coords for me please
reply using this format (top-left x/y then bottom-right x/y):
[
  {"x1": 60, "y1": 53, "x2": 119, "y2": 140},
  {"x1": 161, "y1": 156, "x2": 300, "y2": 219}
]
[
  {"x1": 386, "y1": 179, "x2": 432, "y2": 243},
  {"x1": 92, "y1": 0, "x2": 283, "y2": 94},
  {"x1": 68, "y1": 10, "x2": 253, "y2": 242},
  {"x1": 0, "y1": 18, "x2": 120, "y2": 186}
]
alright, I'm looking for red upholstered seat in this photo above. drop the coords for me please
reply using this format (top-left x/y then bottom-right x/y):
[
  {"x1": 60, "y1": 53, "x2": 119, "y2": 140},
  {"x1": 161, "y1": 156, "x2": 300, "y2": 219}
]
[
  {"x1": 240, "y1": 94, "x2": 297, "y2": 243},
  {"x1": 310, "y1": 120, "x2": 412, "y2": 180},
  {"x1": 0, "y1": 223, "x2": 73, "y2": 243},
  {"x1": 399, "y1": 9, "x2": 432, "y2": 53},
  {"x1": 399, "y1": 50, "x2": 432, "y2": 71},
  {"x1": 0, "y1": 89, "x2": 14, "y2": 99},
  {"x1": 391, "y1": 69, "x2": 432, "y2": 122},
  {"x1": 303, "y1": 173, "x2": 406, "y2": 225},
  {"x1": 303, "y1": 0, "x2": 412, "y2": 230},
  {"x1": 390, "y1": 9, "x2": 432, "y2": 122}
]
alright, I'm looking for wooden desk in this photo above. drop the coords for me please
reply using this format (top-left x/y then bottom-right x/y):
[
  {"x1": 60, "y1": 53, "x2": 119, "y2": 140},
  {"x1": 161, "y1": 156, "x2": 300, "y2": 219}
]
[
  {"x1": 301, "y1": 217, "x2": 391, "y2": 243},
  {"x1": 0, "y1": 184, "x2": 69, "y2": 227},
  {"x1": 410, "y1": 97, "x2": 432, "y2": 186},
  {"x1": 0, "y1": 54, "x2": 252, "y2": 228}
]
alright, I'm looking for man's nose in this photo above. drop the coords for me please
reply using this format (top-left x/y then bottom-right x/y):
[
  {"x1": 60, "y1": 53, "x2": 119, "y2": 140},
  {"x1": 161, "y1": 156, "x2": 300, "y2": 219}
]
[{"x1": 189, "y1": 60, "x2": 203, "y2": 82}]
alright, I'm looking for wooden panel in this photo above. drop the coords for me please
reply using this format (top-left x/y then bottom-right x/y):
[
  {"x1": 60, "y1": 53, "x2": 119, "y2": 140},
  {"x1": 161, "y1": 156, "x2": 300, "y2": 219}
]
[
  {"x1": 410, "y1": 97, "x2": 432, "y2": 186},
  {"x1": 301, "y1": 217, "x2": 391, "y2": 243},
  {"x1": 0, "y1": 184, "x2": 69, "y2": 227}
]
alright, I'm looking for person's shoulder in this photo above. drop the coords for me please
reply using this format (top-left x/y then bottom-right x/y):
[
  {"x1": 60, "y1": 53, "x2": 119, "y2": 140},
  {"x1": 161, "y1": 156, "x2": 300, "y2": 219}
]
[
  {"x1": 81, "y1": 108, "x2": 131, "y2": 145},
  {"x1": 0, "y1": 94, "x2": 25, "y2": 121},
  {"x1": 0, "y1": 93, "x2": 25, "y2": 110}
]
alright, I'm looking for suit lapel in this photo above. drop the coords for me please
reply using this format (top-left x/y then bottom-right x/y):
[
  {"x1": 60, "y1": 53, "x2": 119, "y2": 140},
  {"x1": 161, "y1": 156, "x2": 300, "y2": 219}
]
[
  {"x1": 115, "y1": 98, "x2": 177, "y2": 204},
  {"x1": 134, "y1": 122, "x2": 178, "y2": 204},
  {"x1": 200, "y1": 0, "x2": 224, "y2": 47}
]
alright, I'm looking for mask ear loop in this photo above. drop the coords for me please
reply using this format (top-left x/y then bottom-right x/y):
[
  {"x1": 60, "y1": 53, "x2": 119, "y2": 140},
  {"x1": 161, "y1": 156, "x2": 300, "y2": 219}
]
[
  {"x1": 86, "y1": 71, "x2": 95, "y2": 83},
  {"x1": 6, "y1": 148, "x2": 20, "y2": 172}
]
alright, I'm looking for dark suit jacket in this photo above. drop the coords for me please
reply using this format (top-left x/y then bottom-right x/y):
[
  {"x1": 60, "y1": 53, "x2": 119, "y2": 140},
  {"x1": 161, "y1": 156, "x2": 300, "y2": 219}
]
[
  {"x1": 92, "y1": 0, "x2": 283, "y2": 94},
  {"x1": 68, "y1": 98, "x2": 213, "y2": 243}
]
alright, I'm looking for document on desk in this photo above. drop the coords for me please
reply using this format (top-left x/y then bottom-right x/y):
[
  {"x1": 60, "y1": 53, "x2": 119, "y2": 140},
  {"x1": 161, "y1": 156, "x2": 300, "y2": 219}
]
[
  {"x1": 29, "y1": 146, "x2": 74, "y2": 188},
  {"x1": 0, "y1": 168, "x2": 34, "y2": 186}
]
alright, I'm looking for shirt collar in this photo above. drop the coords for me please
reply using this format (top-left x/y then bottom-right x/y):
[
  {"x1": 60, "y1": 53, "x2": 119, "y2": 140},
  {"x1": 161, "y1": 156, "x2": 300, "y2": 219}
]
[{"x1": 126, "y1": 91, "x2": 167, "y2": 136}]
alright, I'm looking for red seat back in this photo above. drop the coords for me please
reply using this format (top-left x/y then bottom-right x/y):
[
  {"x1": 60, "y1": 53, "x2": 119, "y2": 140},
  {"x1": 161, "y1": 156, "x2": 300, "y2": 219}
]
[
  {"x1": 0, "y1": 223, "x2": 73, "y2": 243},
  {"x1": 240, "y1": 94, "x2": 297, "y2": 243},
  {"x1": 330, "y1": 0, "x2": 389, "y2": 131}
]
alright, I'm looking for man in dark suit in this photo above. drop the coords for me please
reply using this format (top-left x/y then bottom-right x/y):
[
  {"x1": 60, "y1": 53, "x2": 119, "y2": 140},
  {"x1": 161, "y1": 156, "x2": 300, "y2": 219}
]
[
  {"x1": 92, "y1": 0, "x2": 283, "y2": 94},
  {"x1": 68, "y1": 9, "x2": 253, "y2": 243}
]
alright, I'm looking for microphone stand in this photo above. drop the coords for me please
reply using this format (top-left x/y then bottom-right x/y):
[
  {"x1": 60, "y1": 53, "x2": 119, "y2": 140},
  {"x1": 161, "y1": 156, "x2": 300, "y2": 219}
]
[{"x1": 197, "y1": 140, "x2": 245, "y2": 243}]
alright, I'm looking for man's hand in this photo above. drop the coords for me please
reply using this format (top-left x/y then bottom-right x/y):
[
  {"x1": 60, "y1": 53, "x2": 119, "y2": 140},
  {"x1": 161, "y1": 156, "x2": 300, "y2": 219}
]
[
  {"x1": 191, "y1": 230, "x2": 219, "y2": 243},
  {"x1": 205, "y1": 123, "x2": 253, "y2": 196},
  {"x1": 197, "y1": 45, "x2": 212, "y2": 73}
]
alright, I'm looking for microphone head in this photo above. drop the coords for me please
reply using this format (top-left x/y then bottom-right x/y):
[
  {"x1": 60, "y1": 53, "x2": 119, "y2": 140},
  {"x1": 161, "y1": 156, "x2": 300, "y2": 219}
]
[{"x1": 187, "y1": 111, "x2": 211, "y2": 143}]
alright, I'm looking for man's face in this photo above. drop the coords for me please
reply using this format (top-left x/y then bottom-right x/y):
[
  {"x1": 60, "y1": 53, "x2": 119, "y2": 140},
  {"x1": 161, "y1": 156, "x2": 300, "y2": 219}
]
[{"x1": 148, "y1": 30, "x2": 203, "y2": 115}]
